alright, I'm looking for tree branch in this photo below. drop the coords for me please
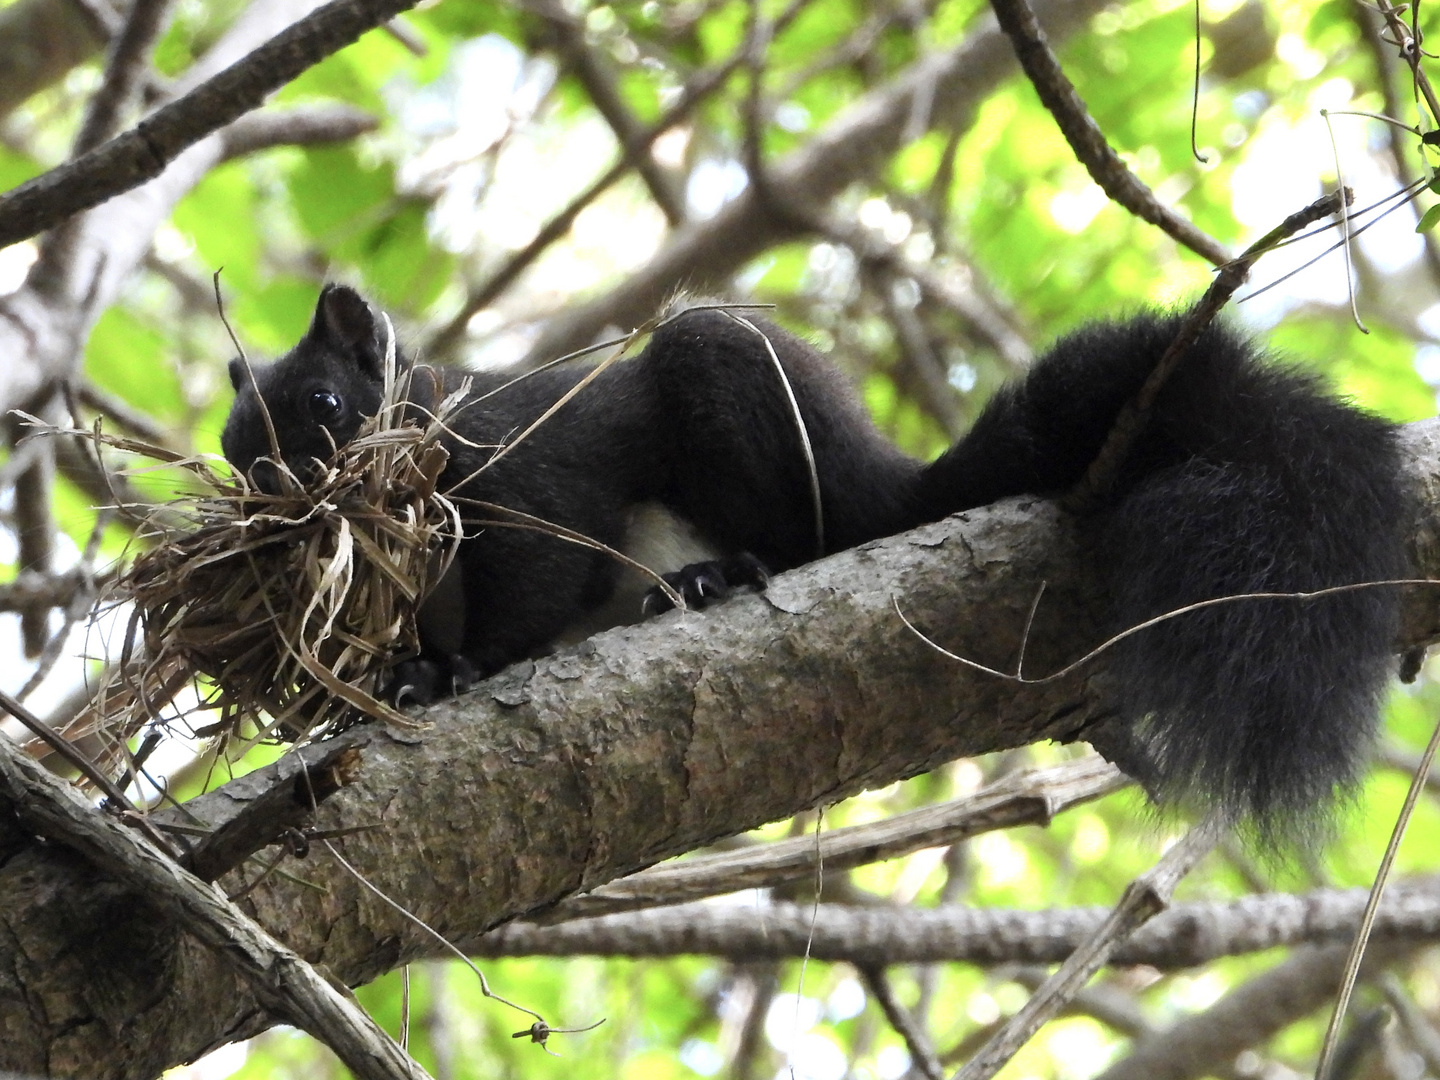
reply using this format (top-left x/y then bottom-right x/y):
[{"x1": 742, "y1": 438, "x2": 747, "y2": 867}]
[
  {"x1": 544, "y1": 756, "x2": 1127, "y2": 919},
  {"x1": 0, "y1": 0, "x2": 417, "y2": 249},
  {"x1": 986, "y1": 0, "x2": 1229, "y2": 267},
  {"x1": 1093, "y1": 943, "x2": 1406, "y2": 1080},
  {"x1": 475, "y1": 879, "x2": 1440, "y2": 970},
  {"x1": 1, "y1": 416, "x2": 1438, "y2": 1077},
  {"x1": 0, "y1": 0, "x2": 113, "y2": 120},
  {"x1": 70, "y1": 0, "x2": 174, "y2": 157},
  {"x1": 524, "y1": 0, "x2": 687, "y2": 225},
  {"x1": 517, "y1": 0, "x2": 1112, "y2": 368},
  {"x1": 218, "y1": 103, "x2": 379, "y2": 160},
  {"x1": 0, "y1": 0, "x2": 329, "y2": 420},
  {"x1": 0, "y1": 734, "x2": 431, "y2": 1080}
]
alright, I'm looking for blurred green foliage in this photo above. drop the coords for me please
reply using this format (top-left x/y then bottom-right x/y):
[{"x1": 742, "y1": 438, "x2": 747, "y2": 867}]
[{"x1": 4, "y1": 0, "x2": 1440, "y2": 1076}]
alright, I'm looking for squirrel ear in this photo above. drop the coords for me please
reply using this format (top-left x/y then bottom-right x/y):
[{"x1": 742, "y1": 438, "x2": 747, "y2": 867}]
[
  {"x1": 227, "y1": 357, "x2": 245, "y2": 392},
  {"x1": 312, "y1": 285, "x2": 384, "y2": 377}
]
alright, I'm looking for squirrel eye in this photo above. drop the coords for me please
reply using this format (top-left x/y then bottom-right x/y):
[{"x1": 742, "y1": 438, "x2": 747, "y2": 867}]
[{"x1": 309, "y1": 389, "x2": 342, "y2": 422}]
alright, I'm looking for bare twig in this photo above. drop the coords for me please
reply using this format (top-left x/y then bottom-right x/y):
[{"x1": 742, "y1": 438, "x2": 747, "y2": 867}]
[
  {"x1": 987, "y1": 0, "x2": 1229, "y2": 266},
  {"x1": 1064, "y1": 189, "x2": 1349, "y2": 512},
  {"x1": 545, "y1": 756, "x2": 1126, "y2": 919},
  {"x1": 860, "y1": 966, "x2": 945, "y2": 1080},
  {"x1": 949, "y1": 817, "x2": 1220, "y2": 1080},
  {"x1": 0, "y1": 0, "x2": 422, "y2": 248}
]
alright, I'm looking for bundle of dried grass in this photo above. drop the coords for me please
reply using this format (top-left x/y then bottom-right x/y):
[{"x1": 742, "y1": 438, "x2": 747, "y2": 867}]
[
  {"x1": 53, "y1": 299, "x2": 762, "y2": 769},
  {"x1": 79, "y1": 332, "x2": 465, "y2": 754}
]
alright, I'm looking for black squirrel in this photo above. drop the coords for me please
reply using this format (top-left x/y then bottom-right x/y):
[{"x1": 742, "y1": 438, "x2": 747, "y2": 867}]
[{"x1": 222, "y1": 285, "x2": 1410, "y2": 833}]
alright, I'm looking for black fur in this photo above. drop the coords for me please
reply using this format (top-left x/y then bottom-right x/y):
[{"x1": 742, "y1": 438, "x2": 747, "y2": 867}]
[{"x1": 223, "y1": 289, "x2": 1409, "y2": 834}]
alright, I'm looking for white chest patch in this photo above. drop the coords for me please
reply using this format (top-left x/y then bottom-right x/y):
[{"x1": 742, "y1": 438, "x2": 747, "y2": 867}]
[{"x1": 555, "y1": 501, "x2": 720, "y2": 644}]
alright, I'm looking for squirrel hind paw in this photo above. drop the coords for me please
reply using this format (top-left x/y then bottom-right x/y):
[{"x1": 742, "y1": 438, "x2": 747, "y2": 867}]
[
  {"x1": 641, "y1": 552, "x2": 771, "y2": 615},
  {"x1": 387, "y1": 653, "x2": 480, "y2": 707}
]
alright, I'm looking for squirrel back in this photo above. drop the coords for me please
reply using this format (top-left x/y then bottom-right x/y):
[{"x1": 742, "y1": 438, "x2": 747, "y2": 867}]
[{"x1": 223, "y1": 291, "x2": 1410, "y2": 839}]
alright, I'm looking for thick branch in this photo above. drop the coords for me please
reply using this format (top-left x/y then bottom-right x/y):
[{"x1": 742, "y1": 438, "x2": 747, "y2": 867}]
[
  {"x1": 1, "y1": 416, "x2": 1438, "y2": 1077},
  {"x1": 0, "y1": 737, "x2": 429, "y2": 1080}
]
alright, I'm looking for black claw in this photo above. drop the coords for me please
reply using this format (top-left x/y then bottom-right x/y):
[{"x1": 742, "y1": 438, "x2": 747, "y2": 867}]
[
  {"x1": 387, "y1": 653, "x2": 476, "y2": 706},
  {"x1": 641, "y1": 551, "x2": 772, "y2": 617}
]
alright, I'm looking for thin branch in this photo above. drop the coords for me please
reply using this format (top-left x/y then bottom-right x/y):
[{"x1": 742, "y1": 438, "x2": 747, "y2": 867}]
[
  {"x1": 476, "y1": 877, "x2": 1440, "y2": 970},
  {"x1": 0, "y1": 0, "x2": 421, "y2": 249},
  {"x1": 1379, "y1": 973, "x2": 1440, "y2": 1076},
  {"x1": 525, "y1": 0, "x2": 686, "y2": 224},
  {"x1": 72, "y1": 378, "x2": 172, "y2": 444},
  {"x1": 424, "y1": 0, "x2": 814, "y2": 358},
  {"x1": 71, "y1": 0, "x2": 175, "y2": 156},
  {"x1": 1315, "y1": 704, "x2": 1440, "y2": 1080},
  {"x1": 1008, "y1": 966, "x2": 1153, "y2": 1039},
  {"x1": 517, "y1": 0, "x2": 1112, "y2": 368},
  {"x1": 987, "y1": 0, "x2": 1229, "y2": 266},
  {"x1": 8, "y1": 401, "x2": 59, "y2": 657},
  {"x1": 0, "y1": 568, "x2": 97, "y2": 613},
  {"x1": 219, "y1": 103, "x2": 380, "y2": 161},
  {"x1": 950, "y1": 817, "x2": 1220, "y2": 1080},
  {"x1": 545, "y1": 756, "x2": 1126, "y2": 919},
  {"x1": 0, "y1": 734, "x2": 433, "y2": 1080},
  {"x1": 1350, "y1": 0, "x2": 1440, "y2": 284},
  {"x1": 860, "y1": 965, "x2": 945, "y2": 1080},
  {"x1": 1093, "y1": 943, "x2": 1405, "y2": 1080},
  {"x1": 0, "y1": 0, "x2": 114, "y2": 121},
  {"x1": 826, "y1": 212, "x2": 1033, "y2": 370},
  {"x1": 1064, "y1": 189, "x2": 1348, "y2": 513}
]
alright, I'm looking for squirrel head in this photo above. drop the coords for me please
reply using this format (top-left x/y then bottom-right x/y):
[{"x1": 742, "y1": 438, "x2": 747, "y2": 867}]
[{"x1": 221, "y1": 285, "x2": 393, "y2": 493}]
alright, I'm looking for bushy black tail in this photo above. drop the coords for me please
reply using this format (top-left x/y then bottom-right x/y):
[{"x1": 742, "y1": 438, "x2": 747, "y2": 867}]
[{"x1": 920, "y1": 314, "x2": 1409, "y2": 835}]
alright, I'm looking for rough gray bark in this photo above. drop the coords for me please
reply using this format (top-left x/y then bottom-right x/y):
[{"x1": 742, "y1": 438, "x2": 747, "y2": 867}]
[{"x1": 0, "y1": 418, "x2": 1438, "y2": 1079}]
